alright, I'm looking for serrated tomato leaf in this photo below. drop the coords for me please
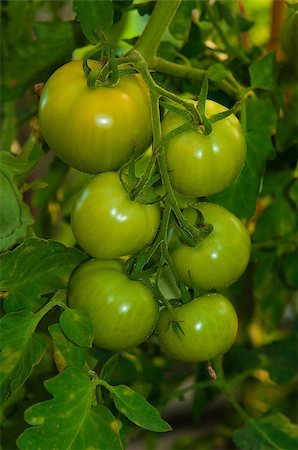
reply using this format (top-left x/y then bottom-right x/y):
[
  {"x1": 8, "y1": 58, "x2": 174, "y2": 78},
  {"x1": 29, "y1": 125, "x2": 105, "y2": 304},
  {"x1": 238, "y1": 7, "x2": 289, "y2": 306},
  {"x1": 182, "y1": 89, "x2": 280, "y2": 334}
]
[
  {"x1": 73, "y1": 0, "x2": 114, "y2": 43},
  {"x1": 0, "y1": 310, "x2": 46, "y2": 402},
  {"x1": 232, "y1": 413, "x2": 298, "y2": 450},
  {"x1": 59, "y1": 308, "x2": 94, "y2": 348},
  {"x1": 0, "y1": 238, "x2": 88, "y2": 312},
  {"x1": 48, "y1": 324, "x2": 87, "y2": 372},
  {"x1": 18, "y1": 368, "x2": 123, "y2": 450},
  {"x1": 111, "y1": 384, "x2": 172, "y2": 432},
  {"x1": 249, "y1": 51, "x2": 277, "y2": 91}
]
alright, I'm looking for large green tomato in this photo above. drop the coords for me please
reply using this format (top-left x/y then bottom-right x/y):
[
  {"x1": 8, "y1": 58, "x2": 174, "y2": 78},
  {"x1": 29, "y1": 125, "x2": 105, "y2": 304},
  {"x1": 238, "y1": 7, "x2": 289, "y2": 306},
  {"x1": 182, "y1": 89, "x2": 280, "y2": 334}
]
[
  {"x1": 69, "y1": 259, "x2": 159, "y2": 350},
  {"x1": 161, "y1": 99, "x2": 246, "y2": 197},
  {"x1": 39, "y1": 60, "x2": 152, "y2": 173},
  {"x1": 71, "y1": 171, "x2": 160, "y2": 259},
  {"x1": 157, "y1": 294, "x2": 238, "y2": 362},
  {"x1": 171, "y1": 202, "x2": 251, "y2": 290}
]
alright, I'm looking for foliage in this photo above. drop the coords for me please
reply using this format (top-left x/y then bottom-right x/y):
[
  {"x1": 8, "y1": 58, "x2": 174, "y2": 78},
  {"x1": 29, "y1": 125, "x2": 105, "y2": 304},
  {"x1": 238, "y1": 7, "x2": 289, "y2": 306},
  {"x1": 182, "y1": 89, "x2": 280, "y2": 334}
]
[{"x1": 1, "y1": 1, "x2": 297, "y2": 449}]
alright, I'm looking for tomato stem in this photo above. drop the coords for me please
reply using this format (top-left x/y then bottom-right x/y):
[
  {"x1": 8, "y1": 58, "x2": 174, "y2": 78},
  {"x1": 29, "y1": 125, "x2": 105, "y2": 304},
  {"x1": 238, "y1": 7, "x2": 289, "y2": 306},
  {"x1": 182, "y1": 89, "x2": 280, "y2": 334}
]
[{"x1": 133, "y1": 0, "x2": 182, "y2": 65}]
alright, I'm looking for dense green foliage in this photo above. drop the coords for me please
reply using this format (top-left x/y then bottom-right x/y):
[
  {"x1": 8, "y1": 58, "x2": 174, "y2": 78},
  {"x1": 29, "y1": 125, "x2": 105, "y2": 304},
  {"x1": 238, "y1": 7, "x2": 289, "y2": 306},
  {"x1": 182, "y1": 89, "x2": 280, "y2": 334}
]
[{"x1": 1, "y1": 1, "x2": 297, "y2": 449}]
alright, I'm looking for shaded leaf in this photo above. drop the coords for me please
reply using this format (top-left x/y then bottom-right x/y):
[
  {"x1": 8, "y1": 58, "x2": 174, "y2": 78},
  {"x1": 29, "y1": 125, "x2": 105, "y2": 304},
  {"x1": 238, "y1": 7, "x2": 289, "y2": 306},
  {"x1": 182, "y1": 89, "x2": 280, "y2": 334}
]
[
  {"x1": 0, "y1": 310, "x2": 46, "y2": 402},
  {"x1": 249, "y1": 52, "x2": 277, "y2": 90},
  {"x1": 8, "y1": 22, "x2": 76, "y2": 87},
  {"x1": 231, "y1": 336, "x2": 297, "y2": 384},
  {"x1": 48, "y1": 324, "x2": 87, "y2": 372},
  {"x1": 281, "y1": 251, "x2": 298, "y2": 289},
  {"x1": 233, "y1": 413, "x2": 298, "y2": 450},
  {"x1": 289, "y1": 179, "x2": 298, "y2": 209},
  {"x1": 0, "y1": 238, "x2": 88, "y2": 312},
  {"x1": 209, "y1": 130, "x2": 275, "y2": 218},
  {"x1": 59, "y1": 309, "x2": 94, "y2": 348},
  {"x1": 252, "y1": 252, "x2": 290, "y2": 330},
  {"x1": 111, "y1": 384, "x2": 172, "y2": 432},
  {"x1": 0, "y1": 166, "x2": 33, "y2": 253},
  {"x1": 170, "y1": 1, "x2": 195, "y2": 41},
  {"x1": 208, "y1": 63, "x2": 231, "y2": 83},
  {"x1": 74, "y1": 0, "x2": 114, "y2": 43},
  {"x1": 18, "y1": 368, "x2": 123, "y2": 450},
  {"x1": 100, "y1": 354, "x2": 120, "y2": 383},
  {"x1": 0, "y1": 144, "x2": 42, "y2": 251}
]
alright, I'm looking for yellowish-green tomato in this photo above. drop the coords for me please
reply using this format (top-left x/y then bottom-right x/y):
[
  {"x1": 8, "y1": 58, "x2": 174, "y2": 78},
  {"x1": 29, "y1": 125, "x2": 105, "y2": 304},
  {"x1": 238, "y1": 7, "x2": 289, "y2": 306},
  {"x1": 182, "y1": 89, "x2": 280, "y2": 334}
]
[
  {"x1": 69, "y1": 259, "x2": 159, "y2": 350},
  {"x1": 71, "y1": 172, "x2": 160, "y2": 259},
  {"x1": 39, "y1": 60, "x2": 152, "y2": 173},
  {"x1": 161, "y1": 99, "x2": 246, "y2": 197},
  {"x1": 157, "y1": 294, "x2": 238, "y2": 363},
  {"x1": 171, "y1": 202, "x2": 251, "y2": 290}
]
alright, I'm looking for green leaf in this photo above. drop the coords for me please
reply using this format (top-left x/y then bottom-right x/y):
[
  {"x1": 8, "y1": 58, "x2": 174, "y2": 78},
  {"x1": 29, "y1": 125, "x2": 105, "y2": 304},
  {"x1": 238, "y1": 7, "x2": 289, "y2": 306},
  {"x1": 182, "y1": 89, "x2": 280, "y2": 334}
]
[
  {"x1": 282, "y1": 251, "x2": 298, "y2": 289},
  {"x1": 100, "y1": 354, "x2": 120, "y2": 383},
  {"x1": 289, "y1": 179, "x2": 298, "y2": 209},
  {"x1": 231, "y1": 336, "x2": 297, "y2": 384},
  {"x1": 59, "y1": 309, "x2": 94, "y2": 348},
  {"x1": 209, "y1": 129, "x2": 275, "y2": 218},
  {"x1": 0, "y1": 238, "x2": 88, "y2": 313},
  {"x1": 208, "y1": 63, "x2": 230, "y2": 83},
  {"x1": 48, "y1": 324, "x2": 87, "y2": 372},
  {"x1": 233, "y1": 413, "x2": 298, "y2": 450},
  {"x1": 253, "y1": 197, "x2": 297, "y2": 241},
  {"x1": 110, "y1": 384, "x2": 172, "y2": 432},
  {"x1": 74, "y1": 0, "x2": 114, "y2": 43},
  {"x1": 7, "y1": 22, "x2": 76, "y2": 87},
  {"x1": 249, "y1": 51, "x2": 277, "y2": 90},
  {"x1": 18, "y1": 368, "x2": 123, "y2": 450},
  {"x1": 0, "y1": 166, "x2": 33, "y2": 252},
  {"x1": 0, "y1": 83, "x2": 27, "y2": 102},
  {"x1": 0, "y1": 310, "x2": 46, "y2": 402},
  {"x1": 252, "y1": 252, "x2": 290, "y2": 330},
  {"x1": 0, "y1": 146, "x2": 43, "y2": 252},
  {"x1": 169, "y1": 1, "x2": 196, "y2": 41}
]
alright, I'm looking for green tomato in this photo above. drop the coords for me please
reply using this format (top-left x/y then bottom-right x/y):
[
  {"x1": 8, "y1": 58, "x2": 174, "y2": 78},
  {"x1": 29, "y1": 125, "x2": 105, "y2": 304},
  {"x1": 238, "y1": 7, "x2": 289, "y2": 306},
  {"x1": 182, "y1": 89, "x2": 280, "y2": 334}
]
[
  {"x1": 157, "y1": 294, "x2": 238, "y2": 362},
  {"x1": 39, "y1": 60, "x2": 152, "y2": 173},
  {"x1": 161, "y1": 99, "x2": 246, "y2": 197},
  {"x1": 171, "y1": 202, "x2": 251, "y2": 290},
  {"x1": 71, "y1": 171, "x2": 160, "y2": 259},
  {"x1": 69, "y1": 259, "x2": 159, "y2": 350}
]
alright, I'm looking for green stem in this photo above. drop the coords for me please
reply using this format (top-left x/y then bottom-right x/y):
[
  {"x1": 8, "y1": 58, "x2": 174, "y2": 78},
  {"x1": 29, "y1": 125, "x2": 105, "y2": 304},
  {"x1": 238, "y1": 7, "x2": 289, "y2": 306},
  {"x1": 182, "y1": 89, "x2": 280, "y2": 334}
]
[
  {"x1": 35, "y1": 289, "x2": 67, "y2": 322},
  {"x1": 152, "y1": 57, "x2": 240, "y2": 97},
  {"x1": 134, "y1": 0, "x2": 182, "y2": 64}
]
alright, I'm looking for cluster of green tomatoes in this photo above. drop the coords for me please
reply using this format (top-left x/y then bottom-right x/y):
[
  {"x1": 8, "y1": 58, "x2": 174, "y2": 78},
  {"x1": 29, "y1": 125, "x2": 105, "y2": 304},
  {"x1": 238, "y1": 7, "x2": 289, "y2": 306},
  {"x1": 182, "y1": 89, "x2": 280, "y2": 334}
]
[{"x1": 39, "y1": 59, "x2": 251, "y2": 363}]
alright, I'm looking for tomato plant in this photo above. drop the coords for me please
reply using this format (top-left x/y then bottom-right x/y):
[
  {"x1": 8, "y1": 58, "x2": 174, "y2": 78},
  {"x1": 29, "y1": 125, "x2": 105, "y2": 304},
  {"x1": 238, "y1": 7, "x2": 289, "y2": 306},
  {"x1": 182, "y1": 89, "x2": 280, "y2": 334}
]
[
  {"x1": 157, "y1": 294, "x2": 238, "y2": 363},
  {"x1": 39, "y1": 60, "x2": 152, "y2": 173},
  {"x1": 71, "y1": 171, "x2": 160, "y2": 259},
  {"x1": 1, "y1": 1, "x2": 297, "y2": 450},
  {"x1": 161, "y1": 100, "x2": 246, "y2": 197},
  {"x1": 171, "y1": 202, "x2": 251, "y2": 290},
  {"x1": 69, "y1": 259, "x2": 159, "y2": 350}
]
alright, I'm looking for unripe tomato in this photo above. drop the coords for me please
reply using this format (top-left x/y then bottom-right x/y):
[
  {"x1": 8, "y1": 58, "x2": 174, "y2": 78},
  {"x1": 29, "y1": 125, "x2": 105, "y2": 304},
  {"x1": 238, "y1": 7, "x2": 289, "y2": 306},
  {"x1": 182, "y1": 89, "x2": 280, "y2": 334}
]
[
  {"x1": 39, "y1": 60, "x2": 152, "y2": 173},
  {"x1": 171, "y1": 202, "x2": 251, "y2": 290},
  {"x1": 69, "y1": 259, "x2": 159, "y2": 350},
  {"x1": 71, "y1": 172, "x2": 160, "y2": 259},
  {"x1": 157, "y1": 294, "x2": 238, "y2": 362},
  {"x1": 161, "y1": 100, "x2": 246, "y2": 197}
]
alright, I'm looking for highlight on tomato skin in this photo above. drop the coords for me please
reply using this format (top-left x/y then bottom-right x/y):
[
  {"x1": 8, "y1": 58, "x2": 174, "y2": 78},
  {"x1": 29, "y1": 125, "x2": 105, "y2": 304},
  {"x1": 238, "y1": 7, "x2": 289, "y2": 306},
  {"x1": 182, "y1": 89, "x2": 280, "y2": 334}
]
[
  {"x1": 170, "y1": 202, "x2": 251, "y2": 291},
  {"x1": 38, "y1": 60, "x2": 153, "y2": 174},
  {"x1": 68, "y1": 259, "x2": 159, "y2": 351},
  {"x1": 156, "y1": 293, "x2": 238, "y2": 363},
  {"x1": 161, "y1": 99, "x2": 246, "y2": 198},
  {"x1": 70, "y1": 171, "x2": 161, "y2": 260}
]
